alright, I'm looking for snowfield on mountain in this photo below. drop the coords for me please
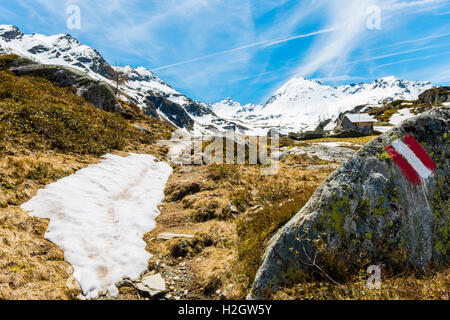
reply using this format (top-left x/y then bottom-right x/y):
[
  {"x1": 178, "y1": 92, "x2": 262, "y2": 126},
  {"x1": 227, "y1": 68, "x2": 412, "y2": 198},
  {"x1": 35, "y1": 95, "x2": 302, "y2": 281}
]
[{"x1": 21, "y1": 154, "x2": 172, "y2": 298}]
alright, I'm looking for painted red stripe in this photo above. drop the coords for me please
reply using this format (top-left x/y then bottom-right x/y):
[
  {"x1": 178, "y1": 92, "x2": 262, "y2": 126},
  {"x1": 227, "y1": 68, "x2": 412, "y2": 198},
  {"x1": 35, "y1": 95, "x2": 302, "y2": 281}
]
[
  {"x1": 385, "y1": 145, "x2": 421, "y2": 185},
  {"x1": 402, "y1": 135, "x2": 437, "y2": 171}
]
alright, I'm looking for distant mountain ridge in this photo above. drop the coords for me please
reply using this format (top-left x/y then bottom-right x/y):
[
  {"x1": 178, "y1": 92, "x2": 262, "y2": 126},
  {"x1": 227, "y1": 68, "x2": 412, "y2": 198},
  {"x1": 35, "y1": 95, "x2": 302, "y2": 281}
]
[
  {"x1": 210, "y1": 76, "x2": 434, "y2": 134},
  {"x1": 0, "y1": 25, "x2": 436, "y2": 135}
]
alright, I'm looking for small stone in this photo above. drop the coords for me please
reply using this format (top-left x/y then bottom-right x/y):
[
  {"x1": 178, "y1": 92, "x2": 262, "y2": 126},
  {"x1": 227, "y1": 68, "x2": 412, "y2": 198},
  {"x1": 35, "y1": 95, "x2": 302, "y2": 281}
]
[
  {"x1": 66, "y1": 276, "x2": 81, "y2": 292},
  {"x1": 76, "y1": 293, "x2": 86, "y2": 300},
  {"x1": 66, "y1": 265, "x2": 74, "y2": 276},
  {"x1": 157, "y1": 232, "x2": 195, "y2": 240},
  {"x1": 116, "y1": 279, "x2": 134, "y2": 289},
  {"x1": 135, "y1": 273, "x2": 167, "y2": 298}
]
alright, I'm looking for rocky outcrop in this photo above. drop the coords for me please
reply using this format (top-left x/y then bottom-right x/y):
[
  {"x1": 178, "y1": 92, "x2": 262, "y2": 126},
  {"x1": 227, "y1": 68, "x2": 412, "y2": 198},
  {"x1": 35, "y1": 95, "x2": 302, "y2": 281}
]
[
  {"x1": 280, "y1": 145, "x2": 356, "y2": 163},
  {"x1": 9, "y1": 62, "x2": 125, "y2": 114},
  {"x1": 418, "y1": 87, "x2": 450, "y2": 105},
  {"x1": 142, "y1": 94, "x2": 194, "y2": 130},
  {"x1": 250, "y1": 107, "x2": 449, "y2": 299},
  {"x1": 288, "y1": 131, "x2": 327, "y2": 141}
]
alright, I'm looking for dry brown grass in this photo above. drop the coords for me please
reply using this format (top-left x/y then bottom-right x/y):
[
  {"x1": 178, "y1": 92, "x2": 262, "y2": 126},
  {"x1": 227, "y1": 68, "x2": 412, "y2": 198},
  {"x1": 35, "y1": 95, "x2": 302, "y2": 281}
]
[
  {"x1": 0, "y1": 153, "x2": 97, "y2": 299},
  {"x1": 273, "y1": 268, "x2": 450, "y2": 300},
  {"x1": 144, "y1": 153, "x2": 334, "y2": 299},
  {"x1": 298, "y1": 135, "x2": 378, "y2": 146},
  {"x1": 0, "y1": 207, "x2": 74, "y2": 299}
]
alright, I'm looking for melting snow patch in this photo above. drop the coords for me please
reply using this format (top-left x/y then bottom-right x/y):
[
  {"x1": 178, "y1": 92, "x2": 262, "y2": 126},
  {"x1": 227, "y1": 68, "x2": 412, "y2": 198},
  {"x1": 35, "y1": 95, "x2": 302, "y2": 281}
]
[
  {"x1": 390, "y1": 108, "x2": 414, "y2": 125},
  {"x1": 21, "y1": 153, "x2": 173, "y2": 298}
]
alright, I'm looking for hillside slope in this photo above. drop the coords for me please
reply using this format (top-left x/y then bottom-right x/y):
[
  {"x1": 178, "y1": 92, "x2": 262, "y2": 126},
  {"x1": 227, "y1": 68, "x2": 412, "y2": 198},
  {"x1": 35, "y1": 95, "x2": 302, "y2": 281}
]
[{"x1": 0, "y1": 54, "x2": 171, "y2": 299}]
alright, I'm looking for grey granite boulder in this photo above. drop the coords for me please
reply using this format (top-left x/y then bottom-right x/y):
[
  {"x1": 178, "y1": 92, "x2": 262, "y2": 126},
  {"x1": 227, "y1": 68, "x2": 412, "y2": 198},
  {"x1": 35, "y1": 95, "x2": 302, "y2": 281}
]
[{"x1": 250, "y1": 107, "x2": 449, "y2": 299}]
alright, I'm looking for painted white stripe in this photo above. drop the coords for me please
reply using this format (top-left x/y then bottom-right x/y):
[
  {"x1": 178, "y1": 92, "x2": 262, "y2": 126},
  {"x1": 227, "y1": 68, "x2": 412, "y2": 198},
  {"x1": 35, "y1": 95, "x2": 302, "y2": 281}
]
[{"x1": 391, "y1": 139, "x2": 432, "y2": 180}]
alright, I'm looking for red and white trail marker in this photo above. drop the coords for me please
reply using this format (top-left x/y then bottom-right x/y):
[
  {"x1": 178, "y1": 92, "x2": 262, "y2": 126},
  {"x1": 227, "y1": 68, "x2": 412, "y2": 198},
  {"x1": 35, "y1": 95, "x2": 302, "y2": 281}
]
[{"x1": 385, "y1": 135, "x2": 437, "y2": 185}]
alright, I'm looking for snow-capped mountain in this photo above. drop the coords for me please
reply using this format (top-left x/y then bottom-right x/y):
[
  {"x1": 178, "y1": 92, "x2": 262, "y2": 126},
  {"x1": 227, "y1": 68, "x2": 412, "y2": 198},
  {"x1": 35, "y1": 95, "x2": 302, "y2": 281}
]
[
  {"x1": 211, "y1": 76, "x2": 433, "y2": 134},
  {"x1": 0, "y1": 25, "x2": 116, "y2": 80},
  {"x1": 0, "y1": 24, "x2": 436, "y2": 135},
  {"x1": 0, "y1": 25, "x2": 237, "y2": 134}
]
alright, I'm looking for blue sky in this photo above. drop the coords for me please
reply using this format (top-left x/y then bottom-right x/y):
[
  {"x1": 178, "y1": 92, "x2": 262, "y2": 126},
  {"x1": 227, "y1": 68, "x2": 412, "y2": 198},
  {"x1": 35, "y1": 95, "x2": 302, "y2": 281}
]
[{"x1": 1, "y1": 0, "x2": 450, "y2": 104}]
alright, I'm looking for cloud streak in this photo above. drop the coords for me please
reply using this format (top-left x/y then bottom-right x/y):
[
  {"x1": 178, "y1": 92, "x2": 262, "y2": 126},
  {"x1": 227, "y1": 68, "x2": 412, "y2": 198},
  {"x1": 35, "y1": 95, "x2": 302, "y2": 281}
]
[
  {"x1": 151, "y1": 27, "x2": 335, "y2": 71},
  {"x1": 370, "y1": 50, "x2": 450, "y2": 69}
]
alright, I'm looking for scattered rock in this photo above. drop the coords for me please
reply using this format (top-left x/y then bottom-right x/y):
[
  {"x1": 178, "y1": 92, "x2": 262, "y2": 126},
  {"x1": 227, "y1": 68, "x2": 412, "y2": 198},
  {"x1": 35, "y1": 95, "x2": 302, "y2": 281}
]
[
  {"x1": 135, "y1": 273, "x2": 167, "y2": 298},
  {"x1": 66, "y1": 275, "x2": 81, "y2": 293},
  {"x1": 132, "y1": 124, "x2": 151, "y2": 133},
  {"x1": 115, "y1": 279, "x2": 134, "y2": 289},
  {"x1": 157, "y1": 232, "x2": 195, "y2": 240},
  {"x1": 281, "y1": 144, "x2": 355, "y2": 163}
]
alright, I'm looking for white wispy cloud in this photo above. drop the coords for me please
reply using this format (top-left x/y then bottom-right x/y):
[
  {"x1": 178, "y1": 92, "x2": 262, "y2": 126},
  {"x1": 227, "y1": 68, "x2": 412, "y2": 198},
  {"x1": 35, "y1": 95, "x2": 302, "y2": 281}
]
[
  {"x1": 345, "y1": 43, "x2": 449, "y2": 65},
  {"x1": 374, "y1": 32, "x2": 450, "y2": 50},
  {"x1": 151, "y1": 27, "x2": 335, "y2": 71},
  {"x1": 292, "y1": 0, "x2": 450, "y2": 81},
  {"x1": 370, "y1": 50, "x2": 450, "y2": 69},
  {"x1": 390, "y1": 0, "x2": 447, "y2": 9},
  {"x1": 295, "y1": 0, "x2": 380, "y2": 77}
]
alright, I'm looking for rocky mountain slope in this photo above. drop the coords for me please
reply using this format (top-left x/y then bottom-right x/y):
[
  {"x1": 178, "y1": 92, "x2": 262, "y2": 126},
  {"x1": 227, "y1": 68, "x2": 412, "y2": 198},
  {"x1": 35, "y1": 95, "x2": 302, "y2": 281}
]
[{"x1": 0, "y1": 25, "x2": 246, "y2": 134}]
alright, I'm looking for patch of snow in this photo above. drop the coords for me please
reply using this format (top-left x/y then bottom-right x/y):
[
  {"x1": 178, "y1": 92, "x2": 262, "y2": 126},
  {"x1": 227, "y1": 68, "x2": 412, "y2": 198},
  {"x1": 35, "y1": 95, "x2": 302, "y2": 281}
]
[
  {"x1": 21, "y1": 154, "x2": 173, "y2": 299},
  {"x1": 374, "y1": 126, "x2": 394, "y2": 133},
  {"x1": 314, "y1": 142, "x2": 361, "y2": 148},
  {"x1": 390, "y1": 108, "x2": 414, "y2": 125}
]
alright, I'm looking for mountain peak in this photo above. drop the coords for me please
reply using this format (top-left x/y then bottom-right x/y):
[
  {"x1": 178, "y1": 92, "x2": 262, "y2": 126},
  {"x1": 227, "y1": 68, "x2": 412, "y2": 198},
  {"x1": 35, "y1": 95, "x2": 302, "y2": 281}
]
[
  {"x1": 378, "y1": 75, "x2": 398, "y2": 82},
  {"x1": 0, "y1": 24, "x2": 23, "y2": 40}
]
